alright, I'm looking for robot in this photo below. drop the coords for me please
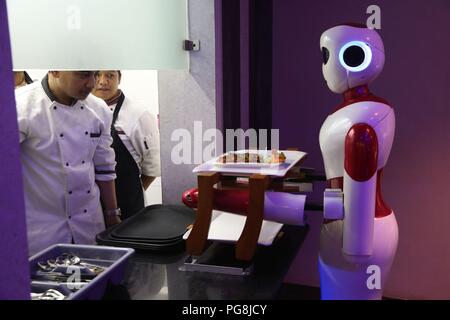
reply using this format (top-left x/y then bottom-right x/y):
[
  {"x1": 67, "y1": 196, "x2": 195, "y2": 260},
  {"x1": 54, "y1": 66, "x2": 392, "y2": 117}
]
[
  {"x1": 318, "y1": 24, "x2": 398, "y2": 299},
  {"x1": 181, "y1": 23, "x2": 397, "y2": 300}
]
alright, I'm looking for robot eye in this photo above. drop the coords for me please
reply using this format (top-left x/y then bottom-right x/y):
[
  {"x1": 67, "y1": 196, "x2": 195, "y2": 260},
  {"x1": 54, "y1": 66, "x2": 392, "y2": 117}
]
[
  {"x1": 338, "y1": 41, "x2": 372, "y2": 72},
  {"x1": 343, "y1": 45, "x2": 365, "y2": 67},
  {"x1": 322, "y1": 47, "x2": 330, "y2": 65}
]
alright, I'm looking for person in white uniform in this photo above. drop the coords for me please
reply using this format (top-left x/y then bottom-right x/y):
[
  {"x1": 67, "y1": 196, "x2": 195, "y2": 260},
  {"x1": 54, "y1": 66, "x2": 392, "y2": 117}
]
[
  {"x1": 16, "y1": 71, "x2": 122, "y2": 256},
  {"x1": 92, "y1": 70, "x2": 161, "y2": 219}
]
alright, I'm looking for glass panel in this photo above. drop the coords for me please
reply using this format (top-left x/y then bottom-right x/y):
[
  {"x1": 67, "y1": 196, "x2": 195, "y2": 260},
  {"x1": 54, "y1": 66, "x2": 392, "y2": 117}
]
[{"x1": 6, "y1": 0, "x2": 188, "y2": 70}]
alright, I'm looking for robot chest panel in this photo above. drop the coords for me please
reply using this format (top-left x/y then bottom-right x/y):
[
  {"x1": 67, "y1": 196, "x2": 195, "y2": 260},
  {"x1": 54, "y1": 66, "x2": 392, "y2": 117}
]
[{"x1": 319, "y1": 101, "x2": 393, "y2": 179}]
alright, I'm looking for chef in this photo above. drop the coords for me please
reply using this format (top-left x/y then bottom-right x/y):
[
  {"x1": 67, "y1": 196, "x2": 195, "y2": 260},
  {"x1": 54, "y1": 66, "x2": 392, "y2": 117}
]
[
  {"x1": 92, "y1": 71, "x2": 161, "y2": 219},
  {"x1": 15, "y1": 71, "x2": 121, "y2": 256}
]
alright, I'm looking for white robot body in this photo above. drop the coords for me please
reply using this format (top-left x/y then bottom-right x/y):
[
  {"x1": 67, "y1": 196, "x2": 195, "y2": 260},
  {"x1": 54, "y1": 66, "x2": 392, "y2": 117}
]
[
  {"x1": 318, "y1": 100, "x2": 398, "y2": 299},
  {"x1": 342, "y1": 171, "x2": 377, "y2": 256},
  {"x1": 317, "y1": 24, "x2": 398, "y2": 300},
  {"x1": 318, "y1": 213, "x2": 398, "y2": 300},
  {"x1": 319, "y1": 101, "x2": 395, "y2": 180}
]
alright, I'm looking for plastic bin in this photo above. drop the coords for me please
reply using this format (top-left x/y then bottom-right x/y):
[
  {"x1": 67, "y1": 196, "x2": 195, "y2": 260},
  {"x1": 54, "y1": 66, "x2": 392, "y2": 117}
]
[{"x1": 29, "y1": 243, "x2": 134, "y2": 300}]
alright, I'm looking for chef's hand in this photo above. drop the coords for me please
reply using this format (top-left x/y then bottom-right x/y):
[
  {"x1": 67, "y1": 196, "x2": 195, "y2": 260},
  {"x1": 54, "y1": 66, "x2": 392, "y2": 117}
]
[{"x1": 105, "y1": 215, "x2": 122, "y2": 228}]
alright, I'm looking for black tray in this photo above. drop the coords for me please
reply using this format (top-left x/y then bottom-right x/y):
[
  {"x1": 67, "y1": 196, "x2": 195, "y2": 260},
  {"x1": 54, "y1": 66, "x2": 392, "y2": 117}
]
[
  {"x1": 111, "y1": 204, "x2": 195, "y2": 241},
  {"x1": 96, "y1": 204, "x2": 195, "y2": 252}
]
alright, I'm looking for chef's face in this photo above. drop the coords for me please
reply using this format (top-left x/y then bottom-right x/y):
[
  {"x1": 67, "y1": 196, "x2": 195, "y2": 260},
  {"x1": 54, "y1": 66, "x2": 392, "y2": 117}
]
[
  {"x1": 54, "y1": 71, "x2": 96, "y2": 100},
  {"x1": 92, "y1": 71, "x2": 121, "y2": 101}
]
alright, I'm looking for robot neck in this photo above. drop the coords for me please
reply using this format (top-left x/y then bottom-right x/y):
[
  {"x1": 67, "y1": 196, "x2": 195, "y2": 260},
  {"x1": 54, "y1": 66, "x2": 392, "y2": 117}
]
[
  {"x1": 331, "y1": 85, "x2": 390, "y2": 114},
  {"x1": 343, "y1": 85, "x2": 370, "y2": 101}
]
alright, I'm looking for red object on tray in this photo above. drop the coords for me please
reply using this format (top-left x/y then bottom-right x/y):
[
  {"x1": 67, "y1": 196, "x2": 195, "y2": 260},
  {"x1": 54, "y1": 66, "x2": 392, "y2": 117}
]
[{"x1": 182, "y1": 188, "x2": 251, "y2": 215}]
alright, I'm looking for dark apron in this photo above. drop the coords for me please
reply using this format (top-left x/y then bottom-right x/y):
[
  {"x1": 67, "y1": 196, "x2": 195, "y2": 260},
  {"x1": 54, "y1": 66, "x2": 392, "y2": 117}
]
[{"x1": 111, "y1": 93, "x2": 145, "y2": 220}]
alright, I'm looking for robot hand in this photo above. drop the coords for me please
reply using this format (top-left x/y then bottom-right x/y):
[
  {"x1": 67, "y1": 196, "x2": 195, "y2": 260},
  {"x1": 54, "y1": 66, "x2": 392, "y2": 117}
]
[
  {"x1": 324, "y1": 188, "x2": 373, "y2": 263},
  {"x1": 323, "y1": 188, "x2": 344, "y2": 220}
]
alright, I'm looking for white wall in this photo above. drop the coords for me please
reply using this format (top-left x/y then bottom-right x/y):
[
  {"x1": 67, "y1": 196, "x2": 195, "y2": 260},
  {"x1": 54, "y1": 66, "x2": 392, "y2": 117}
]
[
  {"x1": 158, "y1": 0, "x2": 216, "y2": 205},
  {"x1": 26, "y1": 70, "x2": 162, "y2": 205}
]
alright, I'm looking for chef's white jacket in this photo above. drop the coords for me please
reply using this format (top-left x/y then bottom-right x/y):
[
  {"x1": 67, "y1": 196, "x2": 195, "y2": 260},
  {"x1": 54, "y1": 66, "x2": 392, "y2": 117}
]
[
  {"x1": 110, "y1": 96, "x2": 161, "y2": 178},
  {"x1": 15, "y1": 80, "x2": 116, "y2": 256}
]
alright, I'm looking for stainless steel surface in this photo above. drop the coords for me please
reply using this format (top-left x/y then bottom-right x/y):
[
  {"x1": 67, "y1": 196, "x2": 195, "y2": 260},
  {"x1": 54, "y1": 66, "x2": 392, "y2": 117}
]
[{"x1": 109, "y1": 225, "x2": 309, "y2": 300}]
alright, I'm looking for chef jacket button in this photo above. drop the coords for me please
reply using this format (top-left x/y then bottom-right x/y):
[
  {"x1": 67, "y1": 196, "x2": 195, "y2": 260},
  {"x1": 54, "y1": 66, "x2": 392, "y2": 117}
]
[
  {"x1": 68, "y1": 215, "x2": 72, "y2": 219},
  {"x1": 80, "y1": 105, "x2": 84, "y2": 109},
  {"x1": 82, "y1": 160, "x2": 85, "y2": 164},
  {"x1": 66, "y1": 162, "x2": 69, "y2": 166},
  {"x1": 68, "y1": 191, "x2": 72, "y2": 194},
  {"x1": 53, "y1": 106, "x2": 57, "y2": 110},
  {"x1": 85, "y1": 131, "x2": 88, "y2": 135},
  {"x1": 84, "y1": 209, "x2": 87, "y2": 213},
  {"x1": 60, "y1": 133, "x2": 64, "y2": 137},
  {"x1": 87, "y1": 190, "x2": 91, "y2": 194}
]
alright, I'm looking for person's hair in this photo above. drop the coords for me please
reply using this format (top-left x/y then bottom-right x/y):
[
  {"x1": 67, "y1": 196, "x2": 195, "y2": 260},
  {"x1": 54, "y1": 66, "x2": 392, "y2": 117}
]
[
  {"x1": 94, "y1": 70, "x2": 121, "y2": 80},
  {"x1": 24, "y1": 71, "x2": 33, "y2": 84}
]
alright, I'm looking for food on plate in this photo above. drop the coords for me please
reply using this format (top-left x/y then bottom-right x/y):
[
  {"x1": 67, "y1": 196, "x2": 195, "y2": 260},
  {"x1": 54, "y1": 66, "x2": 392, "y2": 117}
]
[
  {"x1": 217, "y1": 150, "x2": 286, "y2": 164},
  {"x1": 271, "y1": 149, "x2": 287, "y2": 163}
]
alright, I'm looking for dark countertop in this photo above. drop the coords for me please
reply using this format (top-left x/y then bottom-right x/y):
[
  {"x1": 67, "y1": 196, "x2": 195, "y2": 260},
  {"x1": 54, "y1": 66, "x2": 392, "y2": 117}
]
[{"x1": 104, "y1": 225, "x2": 309, "y2": 300}]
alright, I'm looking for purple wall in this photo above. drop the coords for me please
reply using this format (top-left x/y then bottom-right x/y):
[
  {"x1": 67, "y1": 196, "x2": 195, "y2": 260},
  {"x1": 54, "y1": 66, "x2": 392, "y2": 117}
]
[
  {"x1": 215, "y1": 0, "x2": 223, "y2": 136},
  {"x1": 0, "y1": 0, "x2": 30, "y2": 299},
  {"x1": 240, "y1": 0, "x2": 250, "y2": 130},
  {"x1": 273, "y1": 0, "x2": 450, "y2": 299}
]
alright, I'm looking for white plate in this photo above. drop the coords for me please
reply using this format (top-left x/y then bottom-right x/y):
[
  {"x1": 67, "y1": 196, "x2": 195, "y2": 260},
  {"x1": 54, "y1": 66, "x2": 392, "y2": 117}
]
[{"x1": 193, "y1": 150, "x2": 307, "y2": 177}]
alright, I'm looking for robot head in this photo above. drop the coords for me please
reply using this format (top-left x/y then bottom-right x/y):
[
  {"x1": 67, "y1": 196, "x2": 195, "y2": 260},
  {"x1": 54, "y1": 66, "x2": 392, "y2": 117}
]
[{"x1": 320, "y1": 24, "x2": 385, "y2": 94}]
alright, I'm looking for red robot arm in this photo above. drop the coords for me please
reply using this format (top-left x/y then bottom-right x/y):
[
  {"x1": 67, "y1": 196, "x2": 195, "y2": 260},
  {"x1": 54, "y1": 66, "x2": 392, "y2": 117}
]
[
  {"x1": 345, "y1": 124, "x2": 378, "y2": 181},
  {"x1": 342, "y1": 123, "x2": 378, "y2": 257}
]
